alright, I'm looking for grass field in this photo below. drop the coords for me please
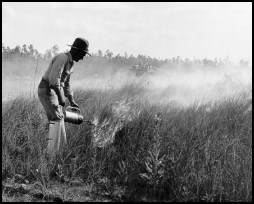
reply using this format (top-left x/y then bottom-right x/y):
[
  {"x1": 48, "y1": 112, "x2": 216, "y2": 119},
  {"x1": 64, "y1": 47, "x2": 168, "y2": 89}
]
[{"x1": 2, "y1": 71, "x2": 252, "y2": 201}]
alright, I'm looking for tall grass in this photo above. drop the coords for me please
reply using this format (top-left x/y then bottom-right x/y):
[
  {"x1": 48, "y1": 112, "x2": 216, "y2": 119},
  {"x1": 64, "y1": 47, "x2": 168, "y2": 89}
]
[{"x1": 2, "y1": 83, "x2": 252, "y2": 201}]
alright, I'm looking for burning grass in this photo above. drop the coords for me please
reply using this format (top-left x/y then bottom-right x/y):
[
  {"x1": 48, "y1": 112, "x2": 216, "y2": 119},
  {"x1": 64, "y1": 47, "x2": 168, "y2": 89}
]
[{"x1": 2, "y1": 80, "x2": 252, "y2": 202}]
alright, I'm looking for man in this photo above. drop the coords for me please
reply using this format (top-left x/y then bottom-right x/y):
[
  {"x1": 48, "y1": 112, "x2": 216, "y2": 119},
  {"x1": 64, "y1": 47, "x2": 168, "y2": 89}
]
[{"x1": 38, "y1": 37, "x2": 92, "y2": 158}]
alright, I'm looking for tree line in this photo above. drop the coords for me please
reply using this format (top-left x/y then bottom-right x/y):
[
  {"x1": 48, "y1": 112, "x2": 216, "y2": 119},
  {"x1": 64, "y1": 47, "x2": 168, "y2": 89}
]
[{"x1": 2, "y1": 43, "x2": 250, "y2": 70}]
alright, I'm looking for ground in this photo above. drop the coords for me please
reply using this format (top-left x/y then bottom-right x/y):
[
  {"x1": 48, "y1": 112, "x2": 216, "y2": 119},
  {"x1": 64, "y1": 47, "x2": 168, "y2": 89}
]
[{"x1": 2, "y1": 178, "x2": 122, "y2": 202}]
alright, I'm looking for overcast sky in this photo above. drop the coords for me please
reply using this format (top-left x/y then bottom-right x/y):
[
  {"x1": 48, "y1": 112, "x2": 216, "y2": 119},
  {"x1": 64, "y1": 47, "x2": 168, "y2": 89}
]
[{"x1": 2, "y1": 2, "x2": 252, "y2": 63}]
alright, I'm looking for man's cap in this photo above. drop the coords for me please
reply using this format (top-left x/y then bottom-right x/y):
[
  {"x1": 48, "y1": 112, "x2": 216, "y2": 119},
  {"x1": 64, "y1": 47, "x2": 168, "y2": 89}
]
[{"x1": 67, "y1": 37, "x2": 92, "y2": 56}]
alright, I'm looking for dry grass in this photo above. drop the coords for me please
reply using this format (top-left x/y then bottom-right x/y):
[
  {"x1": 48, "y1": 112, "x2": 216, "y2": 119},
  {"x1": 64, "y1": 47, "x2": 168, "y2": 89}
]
[{"x1": 2, "y1": 80, "x2": 252, "y2": 202}]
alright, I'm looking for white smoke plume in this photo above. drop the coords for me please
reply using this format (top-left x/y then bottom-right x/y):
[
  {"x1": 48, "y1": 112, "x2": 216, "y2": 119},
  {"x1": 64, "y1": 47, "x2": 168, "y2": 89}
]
[{"x1": 73, "y1": 63, "x2": 252, "y2": 107}]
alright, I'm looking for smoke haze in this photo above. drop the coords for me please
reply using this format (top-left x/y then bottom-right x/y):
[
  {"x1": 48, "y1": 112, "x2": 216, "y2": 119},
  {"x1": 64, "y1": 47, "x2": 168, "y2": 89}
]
[
  {"x1": 71, "y1": 63, "x2": 252, "y2": 107},
  {"x1": 2, "y1": 60, "x2": 252, "y2": 108}
]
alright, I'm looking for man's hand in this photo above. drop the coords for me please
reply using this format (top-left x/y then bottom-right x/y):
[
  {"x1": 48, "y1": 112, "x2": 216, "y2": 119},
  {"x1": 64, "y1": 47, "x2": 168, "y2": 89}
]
[
  {"x1": 70, "y1": 101, "x2": 79, "y2": 109},
  {"x1": 68, "y1": 95, "x2": 79, "y2": 109}
]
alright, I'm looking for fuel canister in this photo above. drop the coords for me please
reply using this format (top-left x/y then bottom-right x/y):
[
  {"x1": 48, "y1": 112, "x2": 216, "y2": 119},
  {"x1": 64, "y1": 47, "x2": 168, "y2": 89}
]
[{"x1": 64, "y1": 106, "x2": 84, "y2": 125}]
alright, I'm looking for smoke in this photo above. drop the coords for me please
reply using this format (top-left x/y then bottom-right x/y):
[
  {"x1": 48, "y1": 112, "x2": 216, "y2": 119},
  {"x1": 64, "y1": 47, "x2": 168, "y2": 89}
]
[
  {"x1": 2, "y1": 58, "x2": 252, "y2": 108},
  {"x1": 145, "y1": 63, "x2": 252, "y2": 106},
  {"x1": 73, "y1": 63, "x2": 252, "y2": 107},
  {"x1": 91, "y1": 99, "x2": 141, "y2": 148}
]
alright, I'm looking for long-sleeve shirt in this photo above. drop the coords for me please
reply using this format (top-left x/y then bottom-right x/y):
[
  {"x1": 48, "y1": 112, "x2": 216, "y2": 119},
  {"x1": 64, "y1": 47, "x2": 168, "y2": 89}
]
[{"x1": 42, "y1": 52, "x2": 74, "y2": 98}]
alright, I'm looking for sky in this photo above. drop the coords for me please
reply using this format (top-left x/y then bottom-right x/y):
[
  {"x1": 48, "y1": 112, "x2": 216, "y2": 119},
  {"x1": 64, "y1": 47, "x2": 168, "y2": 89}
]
[{"x1": 2, "y1": 2, "x2": 252, "y2": 63}]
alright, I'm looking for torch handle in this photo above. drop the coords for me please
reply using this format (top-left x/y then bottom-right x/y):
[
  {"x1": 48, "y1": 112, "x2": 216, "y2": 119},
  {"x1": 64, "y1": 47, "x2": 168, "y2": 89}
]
[{"x1": 65, "y1": 106, "x2": 81, "y2": 113}]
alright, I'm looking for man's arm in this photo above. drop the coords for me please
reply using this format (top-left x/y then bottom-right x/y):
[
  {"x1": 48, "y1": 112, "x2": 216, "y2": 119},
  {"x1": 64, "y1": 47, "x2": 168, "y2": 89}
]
[
  {"x1": 64, "y1": 75, "x2": 79, "y2": 108},
  {"x1": 48, "y1": 55, "x2": 67, "y2": 106}
]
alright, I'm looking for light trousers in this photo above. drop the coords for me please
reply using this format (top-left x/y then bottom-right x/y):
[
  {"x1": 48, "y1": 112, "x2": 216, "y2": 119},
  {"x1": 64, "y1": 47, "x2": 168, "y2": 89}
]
[{"x1": 38, "y1": 86, "x2": 67, "y2": 157}]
